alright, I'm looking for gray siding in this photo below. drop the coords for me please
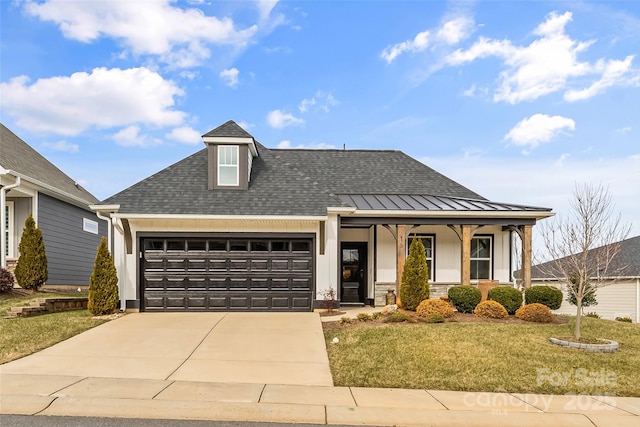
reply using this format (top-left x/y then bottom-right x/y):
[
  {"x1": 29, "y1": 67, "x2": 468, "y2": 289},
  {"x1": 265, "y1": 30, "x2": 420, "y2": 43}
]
[{"x1": 38, "y1": 193, "x2": 107, "y2": 285}]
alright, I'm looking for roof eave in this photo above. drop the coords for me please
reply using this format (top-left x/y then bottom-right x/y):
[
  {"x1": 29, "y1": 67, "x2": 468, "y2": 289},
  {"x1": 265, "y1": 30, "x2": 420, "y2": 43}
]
[{"x1": 2, "y1": 170, "x2": 97, "y2": 209}]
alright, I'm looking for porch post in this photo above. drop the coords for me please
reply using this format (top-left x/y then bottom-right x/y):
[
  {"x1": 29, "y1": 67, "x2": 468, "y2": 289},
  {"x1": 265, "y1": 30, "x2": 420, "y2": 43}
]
[
  {"x1": 396, "y1": 224, "x2": 407, "y2": 306},
  {"x1": 461, "y1": 224, "x2": 471, "y2": 286},
  {"x1": 521, "y1": 224, "x2": 532, "y2": 289}
]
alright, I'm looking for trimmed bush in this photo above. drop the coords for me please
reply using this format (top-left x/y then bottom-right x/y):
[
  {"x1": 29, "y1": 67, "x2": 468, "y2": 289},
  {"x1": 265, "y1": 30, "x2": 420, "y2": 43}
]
[
  {"x1": 525, "y1": 286, "x2": 563, "y2": 310},
  {"x1": 400, "y1": 237, "x2": 430, "y2": 311},
  {"x1": 88, "y1": 237, "x2": 119, "y2": 315},
  {"x1": 14, "y1": 215, "x2": 48, "y2": 290},
  {"x1": 615, "y1": 316, "x2": 632, "y2": 323},
  {"x1": 384, "y1": 311, "x2": 412, "y2": 323},
  {"x1": 488, "y1": 286, "x2": 522, "y2": 315},
  {"x1": 585, "y1": 312, "x2": 601, "y2": 319},
  {"x1": 357, "y1": 313, "x2": 373, "y2": 322},
  {"x1": 425, "y1": 313, "x2": 445, "y2": 323},
  {"x1": 416, "y1": 299, "x2": 454, "y2": 318},
  {"x1": 515, "y1": 303, "x2": 553, "y2": 323},
  {"x1": 448, "y1": 285, "x2": 481, "y2": 313},
  {"x1": 0, "y1": 268, "x2": 15, "y2": 292},
  {"x1": 474, "y1": 300, "x2": 509, "y2": 319}
]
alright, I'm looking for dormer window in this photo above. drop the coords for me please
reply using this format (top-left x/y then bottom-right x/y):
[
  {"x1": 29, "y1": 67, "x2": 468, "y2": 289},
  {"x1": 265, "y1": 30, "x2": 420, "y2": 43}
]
[{"x1": 218, "y1": 145, "x2": 239, "y2": 186}]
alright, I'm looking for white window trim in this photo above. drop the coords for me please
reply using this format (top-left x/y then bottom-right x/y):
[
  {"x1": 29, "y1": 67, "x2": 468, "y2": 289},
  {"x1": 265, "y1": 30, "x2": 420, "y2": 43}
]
[
  {"x1": 407, "y1": 233, "x2": 435, "y2": 282},
  {"x1": 217, "y1": 145, "x2": 239, "y2": 187},
  {"x1": 5, "y1": 201, "x2": 14, "y2": 258},
  {"x1": 83, "y1": 217, "x2": 99, "y2": 234},
  {"x1": 471, "y1": 235, "x2": 493, "y2": 281}
]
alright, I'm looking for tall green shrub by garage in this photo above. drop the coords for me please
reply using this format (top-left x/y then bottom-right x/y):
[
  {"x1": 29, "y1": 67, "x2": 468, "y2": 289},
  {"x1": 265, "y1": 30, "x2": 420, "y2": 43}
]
[
  {"x1": 448, "y1": 285, "x2": 481, "y2": 313},
  {"x1": 88, "y1": 237, "x2": 119, "y2": 315},
  {"x1": 488, "y1": 286, "x2": 523, "y2": 315},
  {"x1": 14, "y1": 215, "x2": 48, "y2": 291},
  {"x1": 524, "y1": 286, "x2": 562, "y2": 310},
  {"x1": 400, "y1": 237, "x2": 430, "y2": 311}
]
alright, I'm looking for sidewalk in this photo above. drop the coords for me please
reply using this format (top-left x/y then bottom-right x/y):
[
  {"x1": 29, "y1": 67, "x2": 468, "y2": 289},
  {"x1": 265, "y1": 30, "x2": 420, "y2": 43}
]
[{"x1": 1, "y1": 374, "x2": 638, "y2": 426}]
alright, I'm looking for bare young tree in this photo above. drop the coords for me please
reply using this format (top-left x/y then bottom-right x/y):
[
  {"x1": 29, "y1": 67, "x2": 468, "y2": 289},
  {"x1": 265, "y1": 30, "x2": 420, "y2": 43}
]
[{"x1": 538, "y1": 183, "x2": 630, "y2": 340}]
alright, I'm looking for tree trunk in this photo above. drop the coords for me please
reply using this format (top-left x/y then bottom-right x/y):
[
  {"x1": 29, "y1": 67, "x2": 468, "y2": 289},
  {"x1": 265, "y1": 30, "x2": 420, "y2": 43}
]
[{"x1": 575, "y1": 296, "x2": 582, "y2": 341}]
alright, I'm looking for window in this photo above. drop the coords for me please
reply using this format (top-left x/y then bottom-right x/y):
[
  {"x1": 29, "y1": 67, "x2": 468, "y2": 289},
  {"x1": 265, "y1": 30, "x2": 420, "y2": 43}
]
[
  {"x1": 471, "y1": 236, "x2": 492, "y2": 280},
  {"x1": 407, "y1": 234, "x2": 435, "y2": 281},
  {"x1": 217, "y1": 145, "x2": 239, "y2": 186},
  {"x1": 83, "y1": 218, "x2": 99, "y2": 234}
]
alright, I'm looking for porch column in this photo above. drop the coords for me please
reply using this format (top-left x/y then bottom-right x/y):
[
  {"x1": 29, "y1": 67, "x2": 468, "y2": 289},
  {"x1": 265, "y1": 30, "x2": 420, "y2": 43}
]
[
  {"x1": 521, "y1": 224, "x2": 532, "y2": 289},
  {"x1": 396, "y1": 224, "x2": 407, "y2": 306},
  {"x1": 461, "y1": 224, "x2": 471, "y2": 286}
]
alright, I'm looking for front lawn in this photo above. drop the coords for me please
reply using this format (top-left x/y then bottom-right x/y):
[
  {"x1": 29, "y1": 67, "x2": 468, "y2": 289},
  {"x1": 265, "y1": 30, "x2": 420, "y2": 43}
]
[
  {"x1": 323, "y1": 315, "x2": 640, "y2": 396},
  {"x1": 0, "y1": 291, "x2": 108, "y2": 364}
]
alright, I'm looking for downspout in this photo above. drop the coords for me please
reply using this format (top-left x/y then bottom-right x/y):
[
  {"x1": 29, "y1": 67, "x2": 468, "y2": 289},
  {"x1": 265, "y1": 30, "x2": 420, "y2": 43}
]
[{"x1": 1, "y1": 174, "x2": 21, "y2": 268}]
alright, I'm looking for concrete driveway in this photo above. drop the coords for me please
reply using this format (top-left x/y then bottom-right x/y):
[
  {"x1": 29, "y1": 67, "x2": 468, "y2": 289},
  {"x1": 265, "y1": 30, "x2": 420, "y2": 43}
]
[{"x1": 0, "y1": 312, "x2": 333, "y2": 386}]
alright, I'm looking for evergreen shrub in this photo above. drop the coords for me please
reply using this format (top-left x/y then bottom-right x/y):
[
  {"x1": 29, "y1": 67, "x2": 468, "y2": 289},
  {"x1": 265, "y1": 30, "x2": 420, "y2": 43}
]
[
  {"x1": 88, "y1": 237, "x2": 119, "y2": 315},
  {"x1": 14, "y1": 215, "x2": 48, "y2": 290},
  {"x1": 488, "y1": 286, "x2": 523, "y2": 314},
  {"x1": 399, "y1": 237, "x2": 430, "y2": 311},
  {"x1": 448, "y1": 285, "x2": 481, "y2": 313},
  {"x1": 525, "y1": 286, "x2": 563, "y2": 310}
]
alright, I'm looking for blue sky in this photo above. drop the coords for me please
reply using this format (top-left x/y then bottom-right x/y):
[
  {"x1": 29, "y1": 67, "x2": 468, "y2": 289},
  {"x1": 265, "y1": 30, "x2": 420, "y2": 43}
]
[{"x1": 1, "y1": 0, "x2": 638, "y2": 240}]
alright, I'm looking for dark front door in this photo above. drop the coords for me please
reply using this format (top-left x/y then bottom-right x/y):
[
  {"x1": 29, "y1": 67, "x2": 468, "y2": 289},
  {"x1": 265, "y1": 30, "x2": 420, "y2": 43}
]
[{"x1": 341, "y1": 242, "x2": 367, "y2": 304}]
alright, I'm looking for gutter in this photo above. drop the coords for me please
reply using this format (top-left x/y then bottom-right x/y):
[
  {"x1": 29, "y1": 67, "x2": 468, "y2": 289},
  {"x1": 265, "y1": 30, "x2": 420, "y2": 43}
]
[
  {"x1": 110, "y1": 213, "x2": 329, "y2": 221},
  {"x1": 348, "y1": 209, "x2": 555, "y2": 220},
  {"x1": 4, "y1": 170, "x2": 96, "y2": 209},
  {"x1": 1, "y1": 173, "x2": 21, "y2": 268}
]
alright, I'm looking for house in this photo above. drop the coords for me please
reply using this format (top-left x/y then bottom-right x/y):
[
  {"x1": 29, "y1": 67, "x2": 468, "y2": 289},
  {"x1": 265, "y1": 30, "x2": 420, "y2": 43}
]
[
  {"x1": 1, "y1": 124, "x2": 107, "y2": 286},
  {"x1": 531, "y1": 235, "x2": 640, "y2": 323},
  {"x1": 93, "y1": 120, "x2": 553, "y2": 312}
]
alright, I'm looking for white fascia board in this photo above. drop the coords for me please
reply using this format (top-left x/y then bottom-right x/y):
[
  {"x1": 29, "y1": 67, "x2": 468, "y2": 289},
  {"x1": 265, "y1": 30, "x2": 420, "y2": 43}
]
[
  {"x1": 347, "y1": 209, "x2": 555, "y2": 220},
  {"x1": 327, "y1": 206, "x2": 357, "y2": 214},
  {"x1": 3, "y1": 170, "x2": 96, "y2": 209},
  {"x1": 111, "y1": 213, "x2": 328, "y2": 222},
  {"x1": 90, "y1": 204, "x2": 121, "y2": 213},
  {"x1": 202, "y1": 136, "x2": 258, "y2": 157}
]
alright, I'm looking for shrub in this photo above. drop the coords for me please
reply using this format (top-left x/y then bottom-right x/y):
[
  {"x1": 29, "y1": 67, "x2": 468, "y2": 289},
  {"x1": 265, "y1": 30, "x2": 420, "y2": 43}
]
[
  {"x1": 88, "y1": 237, "x2": 119, "y2": 315},
  {"x1": 525, "y1": 286, "x2": 563, "y2": 310},
  {"x1": 357, "y1": 313, "x2": 373, "y2": 322},
  {"x1": 371, "y1": 311, "x2": 384, "y2": 320},
  {"x1": 384, "y1": 311, "x2": 412, "y2": 323},
  {"x1": 567, "y1": 272, "x2": 598, "y2": 309},
  {"x1": 474, "y1": 300, "x2": 509, "y2": 319},
  {"x1": 515, "y1": 303, "x2": 553, "y2": 323},
  {"x1": 424, "y1": 313, "x2": 445, "y2": 323},
  {"x1": 487, "y1": 286, "x2": 522, "y2": 315},
  {"x1": 400, "y1": 237, "x2": 429, "y2": 311},
  {"x1": 320, "y1": 287, "x2": 337, "y2": 313},
  {"x1": 0, "y1": 268, "x2": 15, "y2": 293},
  {"x1": 585, "y1": 312, "x2": 601, "y2": 319},
  {"x1": 448, "y1": 285, "x2": 481, "y2": 313},
  {"x1": 340, "y1": 317, "x2": 352, "y2": 325},
  {"x1": 615, "y1": 316, "x2": 632, "y2": 323},
  {"x1": 416, "y1": 299, "x2": 454, "y2": 318},
  {"x1": 14, "y1": 215, "x2": 48, "y2": 290}
]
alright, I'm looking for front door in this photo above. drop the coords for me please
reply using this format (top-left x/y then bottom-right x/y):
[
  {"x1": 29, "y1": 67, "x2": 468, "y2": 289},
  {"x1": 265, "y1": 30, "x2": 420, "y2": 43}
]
[{"x1": 341, "y1": 242, "x2": 367, "y2": 304}]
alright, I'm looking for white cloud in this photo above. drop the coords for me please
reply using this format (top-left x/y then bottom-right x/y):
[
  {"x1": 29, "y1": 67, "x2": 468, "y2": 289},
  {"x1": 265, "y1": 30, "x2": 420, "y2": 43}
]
[
  {"x1": 277, "y1": 140, "x2": 336, "y2": 149},
  {"x1": 564, "y1": 55, "x2": 637, "y2": 101},
  {"x1": 166, "y1": 126, "x2": 201, "y2": 144},
  {"x1": 381, "y1": 30, "x2": 430, "y2": 64},
  {"x1": 0, "y1": 67, "x2": 185, "y2": 135},
  {"x1": 219, "y1": 67, "x2": 239, "y2": 87},
  {"x1": 41, "y1": 140, "x2": 79, "y2": 153},
  {"x1": 113, "y1": 125, "x2": 160, "y2": 147},
  {"x1": 267, "y1": 110, "x2": 304, "y2": 128},
  {"x1": 298, "y1": 91, "x2": 339, "y2": 113},
  {"x1": 236, "y1": 121, "x2": 254, "y2": 131},
  {"x1": 179, "y1": 71, "x2": 199, "y2": 80},
  {"x1": 614, "y1": 126, "x2": 632, "y2": 134},
  {"x1": 445, "y1": 11, "x2": 637, "y2": 104},
  {"x1": 381, "y1": 15, "x2": 474, "y2": 64},
  {"x1": 504, "y1": 114, "x2": 575, "y2": 152},
  {"x1": 23, "y1": 0, "x2": 259, "y2": 68}
]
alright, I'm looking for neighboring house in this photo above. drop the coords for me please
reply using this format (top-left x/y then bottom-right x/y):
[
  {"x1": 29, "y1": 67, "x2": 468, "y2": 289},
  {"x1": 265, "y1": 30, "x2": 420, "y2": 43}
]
[
  {"x1": 530, "y1": 235, "x2": 640, "y2": 323},
  {"x1": 93, "y1": 120, "x2": 553, "y2": 312},
  {"x1": 1, "y1": 124, "x2": 107, "y2": 286}
]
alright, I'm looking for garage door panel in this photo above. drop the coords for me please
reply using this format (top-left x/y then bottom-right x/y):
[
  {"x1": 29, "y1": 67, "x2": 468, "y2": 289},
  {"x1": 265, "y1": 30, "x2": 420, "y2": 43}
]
[{"x1": 141, "y1": 236, "x2": 314, "y2": 312}]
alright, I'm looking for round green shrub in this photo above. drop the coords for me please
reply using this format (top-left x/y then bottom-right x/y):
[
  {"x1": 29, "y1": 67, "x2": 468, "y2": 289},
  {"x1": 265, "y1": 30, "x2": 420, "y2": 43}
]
[
  {"x1": 488, "y1": 286, "x2": 522, "y2": 315},
  {"x1": 0, "y1": 268, "x2": 15, "y2": 293},
  {"x1": 474, "y1": 300, "x2": 509, "y2": 319},
  {"x1": 524, "y1": 286, "x2": 563, "y2": 310},
  {"x1": 448, "y1": 285, "x2": 482, "y2": 314}
]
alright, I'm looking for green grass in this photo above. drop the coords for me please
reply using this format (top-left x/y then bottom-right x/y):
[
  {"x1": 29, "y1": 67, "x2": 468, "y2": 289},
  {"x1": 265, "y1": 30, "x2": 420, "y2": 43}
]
[
  {"x1": 0, "y1": 292, "x2": 108, "y2": 364},
  {"x1": 324, "y1": 317, "x2": 640, "y2": 396}
]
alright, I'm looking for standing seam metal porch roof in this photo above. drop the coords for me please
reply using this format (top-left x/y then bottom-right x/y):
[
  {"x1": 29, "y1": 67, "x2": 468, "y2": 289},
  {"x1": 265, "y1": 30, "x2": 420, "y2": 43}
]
[{"x1": 101, "y1": 120, "x2": 552, "y2": 217}]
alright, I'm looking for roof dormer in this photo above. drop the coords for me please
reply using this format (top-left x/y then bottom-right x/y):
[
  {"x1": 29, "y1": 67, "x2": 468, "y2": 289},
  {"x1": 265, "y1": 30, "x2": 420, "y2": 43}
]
[{"x1": 202, "y1": 120, "x2": 259, "y2": 190}]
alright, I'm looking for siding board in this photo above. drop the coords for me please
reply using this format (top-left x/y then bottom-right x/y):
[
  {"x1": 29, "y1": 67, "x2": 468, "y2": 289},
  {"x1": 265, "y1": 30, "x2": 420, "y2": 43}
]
[{"x1": 38, "y1": 193, "x2": 107, "y2": 285}]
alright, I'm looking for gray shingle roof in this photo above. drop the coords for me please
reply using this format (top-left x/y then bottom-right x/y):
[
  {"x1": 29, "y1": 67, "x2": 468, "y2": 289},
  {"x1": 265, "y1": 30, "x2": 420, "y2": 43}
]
[
  {"x1": 202, "y1": 120, "x2": 254, "y2": 139},
  {"x1": 0, "y1": 123, "x2": 99, "y2": 204},
  {"x1": 102, "y1": 122, "x2": 551, "y2": 216},
  {"x1": 530, "y1": 235, "x2": 640, "y2": 278}
]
